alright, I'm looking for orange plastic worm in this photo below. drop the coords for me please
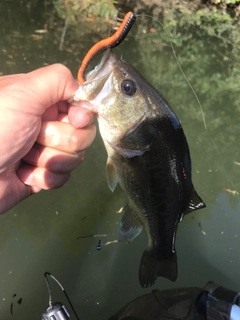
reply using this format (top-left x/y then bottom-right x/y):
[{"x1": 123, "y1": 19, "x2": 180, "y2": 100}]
[{"x1": 77, "y1": 11, "x2": 136, "y2": 84}]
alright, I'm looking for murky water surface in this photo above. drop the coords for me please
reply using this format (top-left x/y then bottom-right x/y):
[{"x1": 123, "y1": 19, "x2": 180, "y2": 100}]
[{"x1": 0, "y1": 2, "x2": 240, "y2": 319}]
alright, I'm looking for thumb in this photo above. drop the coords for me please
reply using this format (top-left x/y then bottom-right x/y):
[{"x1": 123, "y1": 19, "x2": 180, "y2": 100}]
[
  {"x1": 0, "y1": 64, "x2": 79, "y2": 115},
  {"x1": 24, "y1": 64, "x2": 80, "y2": 115}
]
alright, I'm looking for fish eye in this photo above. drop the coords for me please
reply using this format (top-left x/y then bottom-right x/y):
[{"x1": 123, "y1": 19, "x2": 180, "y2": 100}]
[{"x1": 121, "y1": 79, "x2": 137, "y2": 96}]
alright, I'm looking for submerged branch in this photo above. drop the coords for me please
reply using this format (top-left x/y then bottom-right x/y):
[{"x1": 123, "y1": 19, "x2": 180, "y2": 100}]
[{"x1": 59, "y1": 18, "x2": 68, "y2": 51}]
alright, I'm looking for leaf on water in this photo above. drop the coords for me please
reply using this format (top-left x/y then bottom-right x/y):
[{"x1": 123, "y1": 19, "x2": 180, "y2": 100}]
[
  {"x1": 150, "y1": 28, "x2": 156, "y2": 33},
  {"x1": 64, "y1": 48, "x2": 73, "y2": 53},
  {"x1": 6, "y1": 61, "x2": 15, "y2": 66},
  {"x1": 234, "y1": 161, "x2": 240, "y2": 166},
  {"x1": 34, "y1": 29, "x2": 48, "y2": 34},
  {"x1": 224, "y1": 188, "x2": 239, "y2": 195},
  {"x1": 116, "y1": 207, "x2": 123, "y2": 214},
  {"x1": 30, "y1": 34, "x2": 43, "y2": 40},
  {"x1": 198, "y1": 222, "x2": 206, "y2": 235}
]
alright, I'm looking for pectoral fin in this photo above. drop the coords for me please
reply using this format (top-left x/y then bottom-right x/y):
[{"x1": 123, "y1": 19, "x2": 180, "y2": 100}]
[
  {"x1": 108, "y1": 141, "x2": 148, "y2": 158},
  {"x1": 120, "y1": 203, "x2": 143, "y2": 241},
  {"x1": 186, "y1": 189, "x2": 206, "y2": 214},
  {"x1": 106, "y1": 157, "x2": 118, "y2": 192}
]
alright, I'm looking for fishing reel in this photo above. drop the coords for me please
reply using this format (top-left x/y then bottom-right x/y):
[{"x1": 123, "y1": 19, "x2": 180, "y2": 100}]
[
  {"x1": 196, "y1": 281, "x2": 240, "y2": 320},
  {"x1": 42, "y1": 303, "x2": 70, "y2": 320},
  {"x1": 41, "y1": 272, "x2": 79, "y2": 320}
]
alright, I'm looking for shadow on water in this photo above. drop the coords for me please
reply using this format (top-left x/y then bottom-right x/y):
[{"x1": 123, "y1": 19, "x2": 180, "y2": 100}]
[{"x1": 0, "y1": 0, "x2": 240, "y2": 319}]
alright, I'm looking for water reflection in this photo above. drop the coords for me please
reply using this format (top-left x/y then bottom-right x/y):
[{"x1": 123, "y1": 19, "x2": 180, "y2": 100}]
[{"x1": 0, "y1": 1, "x2": 240, "y2": 319}]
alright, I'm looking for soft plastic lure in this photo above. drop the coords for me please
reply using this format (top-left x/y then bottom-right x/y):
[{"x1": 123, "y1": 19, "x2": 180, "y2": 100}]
[{"x1": 77, "y1": 11, "x2": 136, "y2": 84}]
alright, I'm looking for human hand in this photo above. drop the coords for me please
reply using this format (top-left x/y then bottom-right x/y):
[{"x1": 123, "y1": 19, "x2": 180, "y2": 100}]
[{"x1": 0, "y1": 64, "x2": 96, "y2": 214}]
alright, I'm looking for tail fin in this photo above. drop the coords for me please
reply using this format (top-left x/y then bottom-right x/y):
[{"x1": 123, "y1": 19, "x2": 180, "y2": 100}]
[{"x1": 139, "y1": 249, "x2": 177, "y2": 288}]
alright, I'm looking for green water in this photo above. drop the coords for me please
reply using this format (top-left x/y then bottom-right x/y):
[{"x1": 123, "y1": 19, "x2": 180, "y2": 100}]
[{"x1": 0, "y1": 1, "x2": 240, "y2": 319}]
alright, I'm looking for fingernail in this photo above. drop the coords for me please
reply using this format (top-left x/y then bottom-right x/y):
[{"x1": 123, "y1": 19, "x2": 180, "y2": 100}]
[
  {"x1": 30, "y1": 186, "x2": 42, "y2": 194},
  {"x1": 83, "y1": 112, "x2": 93, "y2": 126},
  {"x1": 17, "y1": 167, "x2": 33, "y2": 185},
  {"x1": 23, "y1": 173, "x2": 33, "y2": 184}
]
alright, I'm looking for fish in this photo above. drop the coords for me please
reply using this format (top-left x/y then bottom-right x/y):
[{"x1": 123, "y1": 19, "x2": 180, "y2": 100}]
[{"x1": 70, "y1": 50, "x2": 206, "y2": 288}]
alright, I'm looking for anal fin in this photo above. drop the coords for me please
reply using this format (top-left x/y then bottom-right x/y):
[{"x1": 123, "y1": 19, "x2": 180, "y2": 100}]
[
  {"x1": 120, "y1": 203, "x2": 143, "y2": 241},
  {"x1": 186, "y1": 189, "x2": 206, "y2": 214}
]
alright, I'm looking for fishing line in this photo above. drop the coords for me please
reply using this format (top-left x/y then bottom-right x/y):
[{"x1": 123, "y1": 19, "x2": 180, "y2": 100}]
[
  {"x1": 136, "y1": 13, "x2": 239, "y2": 197},
  {"x1": 43, "y1": 272, "x2": 80, "y2": 320}
]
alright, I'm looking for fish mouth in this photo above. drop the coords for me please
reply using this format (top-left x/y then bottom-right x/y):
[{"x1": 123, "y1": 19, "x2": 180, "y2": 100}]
[
  {"x1": 68, "y1": 50, "x2": 116, "y2": 112},
  {"x1": 85, "y1": 49, "x2": 114, "y2": 83}
]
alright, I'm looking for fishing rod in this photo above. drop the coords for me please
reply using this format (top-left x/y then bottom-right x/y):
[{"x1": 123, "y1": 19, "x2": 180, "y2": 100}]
[{"x1": 41, "y1": 272, "x2": 80, "y2": 320}]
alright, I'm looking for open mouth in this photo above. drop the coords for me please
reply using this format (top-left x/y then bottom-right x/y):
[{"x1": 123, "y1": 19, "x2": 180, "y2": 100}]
[
  {"x1": 68, "y1": 50, "x2": 116, "y2": 109},
  {"x1": 84, "y1": 49, "x2": 115, "y2": 83}
]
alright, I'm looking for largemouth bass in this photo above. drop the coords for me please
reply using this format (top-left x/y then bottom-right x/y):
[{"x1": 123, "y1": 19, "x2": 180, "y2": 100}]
[{"x1": 70, "y1": 51, "x2": 206, "y2": 287}]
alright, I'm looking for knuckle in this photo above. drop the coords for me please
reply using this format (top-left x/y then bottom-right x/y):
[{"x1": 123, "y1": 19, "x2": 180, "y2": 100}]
[{"x1": 44, "y1": 170, "x2": 70, "y2": 189}]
